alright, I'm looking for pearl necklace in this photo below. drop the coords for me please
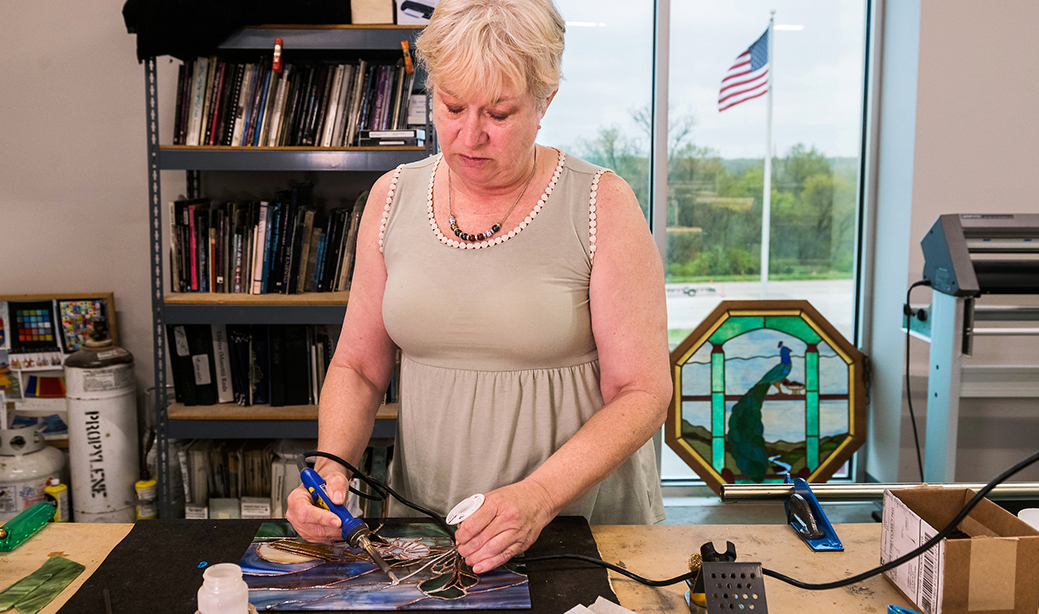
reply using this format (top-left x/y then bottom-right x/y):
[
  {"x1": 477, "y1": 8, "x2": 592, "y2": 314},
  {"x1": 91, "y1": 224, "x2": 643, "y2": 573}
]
[{"x1": 447, "y1": 149, "x2": 538, "y2": 242}]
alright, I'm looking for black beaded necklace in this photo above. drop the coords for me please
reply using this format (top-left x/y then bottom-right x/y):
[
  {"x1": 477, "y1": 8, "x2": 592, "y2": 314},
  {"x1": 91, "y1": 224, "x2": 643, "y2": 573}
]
[{"x1": 447, "y1": 149, "x2": 538, "y2": 242}]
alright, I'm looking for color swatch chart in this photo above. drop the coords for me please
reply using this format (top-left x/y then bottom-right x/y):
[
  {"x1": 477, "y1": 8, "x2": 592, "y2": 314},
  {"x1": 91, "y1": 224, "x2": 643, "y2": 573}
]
[{"x1": 16, "y1": 309, "x2": 54, "y2": 343}]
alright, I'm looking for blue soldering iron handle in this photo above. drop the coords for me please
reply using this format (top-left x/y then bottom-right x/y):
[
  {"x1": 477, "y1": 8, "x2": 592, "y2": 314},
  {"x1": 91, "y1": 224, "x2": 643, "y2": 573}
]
[{"x1": 299, "y1": 466, "x2": 365, "y2": 540}]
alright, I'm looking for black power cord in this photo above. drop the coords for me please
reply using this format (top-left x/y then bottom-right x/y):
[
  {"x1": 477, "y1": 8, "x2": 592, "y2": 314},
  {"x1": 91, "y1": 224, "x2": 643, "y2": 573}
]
[
  {"x1": 515, "y1": 448, "x2": 1039, "y2": 588},
  {"x1": 904, "y1": 279, "x2": 932, "y2": 481},
  {"x1": 307, "y1": 447, "x2": 1038, "y2": 591},
  {"x1": 763, "y1": 447, "x2": 1039, "y2": 590},
  {"x1": 302, "y1": 450, "x2": 454, "y2": 537}
]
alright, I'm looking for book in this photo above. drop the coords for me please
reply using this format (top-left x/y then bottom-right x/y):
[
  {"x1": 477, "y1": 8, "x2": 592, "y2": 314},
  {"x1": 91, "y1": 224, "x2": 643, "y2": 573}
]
[
  {"x1": 261, "y1": 202, "x2": 279, "y2": 294},
  {"x1": 304, "y1": 64, "x2": 331, "y2": 146},
  {"x1": 226, "y1": 63, "x2": 248, "y2": 145},
  {"x1": 250, "y1": 202, "x2": 270, "y2": 294},
  {"x1": 395, "y1": 71, "x2": 417, "y2": 130},
  {"x1": 266, "y1": 65, "x2": 292, "y2": 147},
  {"x1": 319, "y1": 64, "x2": 340, "y2": 147},
  {"x1": 251, "y1": 324, "x2": 270, "y2": 406},
  {"x1": 166, "y1": 325, "x2": 197, "y2": 406},
  {"x1": 358, "y1": 128, "x2": 426, "y2": 140},
  {"x1": 302, "y1": 227, "x2": 323, "y2": 293},
  {"x1": 293, "y1": 209, "x2": 317, "y2": 294},
  {"x1": 203, "y1": 60, "x2": 225, "y2": 145},
  {"x1": 210, "y1": 61, "x2": 234, "y2": 145},
  {"x1": 173, "y1": 62, "x2": 188, "y2": 145},
  {"x1": 186, "y1": 324, "x2": 218, "y2": 405},
  {"x1": 245, "y1": 63, "x2": 270, "y2": 147},
  {"x1": 339, "y1": 192, "x2": 367, "y2": 291},
  {"x1": 269, "y1": 457, "x2": 285, "y2": 518},
  {"x1": 169, "y1": 202, "x2": 182, "y2": 292},
  {"x1": 318, "y1": 209, "x2": 345, "y2": 292},
  {"x1": 250, "y1": 65, "x2": 274, "y2": 146},
  {"x1": 344, "y1": 60, "x2": 369, "y2": 146},
  {"x1": 285, "y1": 65, "x2": 311, "y2": 146},
  {"x1": 312, "y1": 230, "x2": 328, "y2": 291},
  {"x1": 185, "y1": 56, "x2": 209, "y2": 146},
  {"x1": 187, "y1": 439, "x2": 212, "y2": 505},
  {"x1": 226, "y1": 324, "x2": 252, "y2": 406},
  {"x1": 357, "y1": 137, "x2": 422, "y2": 146},
  {"x1": 275, "y1": 65, "x2": 299, "y2": 146},
  {"x1": 355, "y1": 64, "x2": 378, "y2": 136},
  {"x1": 198, "y1": 56, "x2": 219, "y2": 146},
  {"x1": 271, "y1": 190, "x2": 295, "y2": 294},
  {"x1": 210, "y1": 324, "x2": 234, "y2": 403},
  {"x1": 388, "y1": 62, "x2": 406, "y2": 131},
  {"x1": 266, "y1": 198, "x2": 286, "y2": 293},
  {"x1": 231, "y1": 63, "x2": 256, "y2": 146},
  {"x1": 331, "y1": 64, "x2": 355, "y2": 147},
  {"x1": 294, "y1": 65, "x2": 319, "y2": 146},
  {"x1": 258, "y1": 69, "x2": 280, "y2": 146}
]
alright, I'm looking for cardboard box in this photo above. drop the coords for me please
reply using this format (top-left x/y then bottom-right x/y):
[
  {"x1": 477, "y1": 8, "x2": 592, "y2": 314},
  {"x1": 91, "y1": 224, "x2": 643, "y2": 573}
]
[
  {"x1": 352, "y1": 0, "x2": 394, "y2": 24},
  {"x1": 881, "y1": 487, "x2": 1039, "y2": 614}
]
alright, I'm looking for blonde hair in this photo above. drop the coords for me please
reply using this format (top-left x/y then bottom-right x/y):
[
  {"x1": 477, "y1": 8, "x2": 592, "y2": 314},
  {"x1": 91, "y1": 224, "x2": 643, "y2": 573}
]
[{"x1": 415, "y1": 0, "x2": 565, "y2": 109}]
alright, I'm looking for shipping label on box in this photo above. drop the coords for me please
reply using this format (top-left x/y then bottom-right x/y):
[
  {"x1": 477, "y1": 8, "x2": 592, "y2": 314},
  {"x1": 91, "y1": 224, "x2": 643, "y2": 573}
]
[{"x1": 882, "y1": 490, "x2": 946, "y2": 614}]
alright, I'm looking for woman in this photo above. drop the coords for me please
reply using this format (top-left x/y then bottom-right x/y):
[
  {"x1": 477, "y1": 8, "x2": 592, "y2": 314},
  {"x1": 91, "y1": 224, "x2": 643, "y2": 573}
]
[{"x1": 286, "y1": 0, "x2": 671, "y2": 575}]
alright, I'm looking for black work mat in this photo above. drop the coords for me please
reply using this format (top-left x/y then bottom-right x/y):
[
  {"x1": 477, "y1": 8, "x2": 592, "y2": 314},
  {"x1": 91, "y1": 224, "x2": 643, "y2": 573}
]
[{"x1": 58, "y1": 516, "x2": 616, "y2": 613}]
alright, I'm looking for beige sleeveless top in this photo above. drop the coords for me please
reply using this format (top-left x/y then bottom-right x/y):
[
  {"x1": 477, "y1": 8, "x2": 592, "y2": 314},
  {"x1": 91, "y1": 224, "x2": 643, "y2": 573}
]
[{"x1": 379, "y1": 150, "x2": 664, "y2": 524}]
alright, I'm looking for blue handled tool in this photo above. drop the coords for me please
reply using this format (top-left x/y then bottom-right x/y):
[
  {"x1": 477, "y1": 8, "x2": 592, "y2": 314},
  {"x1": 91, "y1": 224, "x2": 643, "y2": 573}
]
[{"x1": 297, "y1": 457, "x2": 398, "y2": 583}]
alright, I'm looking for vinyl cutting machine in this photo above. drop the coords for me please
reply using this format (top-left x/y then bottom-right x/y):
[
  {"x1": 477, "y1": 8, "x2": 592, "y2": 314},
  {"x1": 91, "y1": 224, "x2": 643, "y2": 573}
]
[{"x1": 918, "y1": 213, "x2": 1039, "y2": 481}]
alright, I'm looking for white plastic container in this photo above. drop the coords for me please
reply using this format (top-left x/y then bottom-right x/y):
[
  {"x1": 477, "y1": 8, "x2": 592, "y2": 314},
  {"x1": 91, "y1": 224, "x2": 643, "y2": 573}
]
[
  {"x1": 0, "y1": 423, "x2": 66, "y2": 522},
  {"x1": 196, "y1": 563, "x2": 257, "y2": 614},
  {"x1": 65, "y1": 340, "x2": 138, "y2": 523}
]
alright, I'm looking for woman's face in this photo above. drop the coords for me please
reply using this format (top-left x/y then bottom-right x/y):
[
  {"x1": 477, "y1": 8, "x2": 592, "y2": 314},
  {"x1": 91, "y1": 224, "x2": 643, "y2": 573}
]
[{"x1": 432, "y1": 80, "x2": 554, "y2": 190}]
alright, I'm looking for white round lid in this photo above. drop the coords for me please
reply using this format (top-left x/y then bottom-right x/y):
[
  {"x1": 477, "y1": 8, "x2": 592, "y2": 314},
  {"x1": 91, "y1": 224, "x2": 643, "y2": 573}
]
[{"x1": 446, "y1": 494, "x2": 485, "y2": 525}]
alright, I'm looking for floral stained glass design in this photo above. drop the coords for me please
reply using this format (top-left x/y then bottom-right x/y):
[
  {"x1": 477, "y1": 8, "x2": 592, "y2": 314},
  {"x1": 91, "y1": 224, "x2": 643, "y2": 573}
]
[{"x1": 239, "y1": 520, "x2": 531, "y2": 610}]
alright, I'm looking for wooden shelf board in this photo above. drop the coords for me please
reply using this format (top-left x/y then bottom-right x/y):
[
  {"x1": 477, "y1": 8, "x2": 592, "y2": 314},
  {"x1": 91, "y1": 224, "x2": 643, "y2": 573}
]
[
  {"x1": 164, "y1": 292, "x2": 349, "y2": 305},
  {"x1": 167, "y1": 402, "x2": 398, "y2": 421}
]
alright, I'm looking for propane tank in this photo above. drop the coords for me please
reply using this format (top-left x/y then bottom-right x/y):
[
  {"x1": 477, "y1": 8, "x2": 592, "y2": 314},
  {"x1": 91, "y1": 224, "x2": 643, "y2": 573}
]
[
  {"x1": 65, "y1": 319, "x2": 138, "y2": 522},
  {"x1": 0, "y1": 422, "x2": 65, "y2": 523}
]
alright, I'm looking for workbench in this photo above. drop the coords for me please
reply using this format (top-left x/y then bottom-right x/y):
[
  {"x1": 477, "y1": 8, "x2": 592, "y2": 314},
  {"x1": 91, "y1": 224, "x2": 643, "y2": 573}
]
[{"x1": 1, "y1": 522, "x2": 916, "y2": 613}]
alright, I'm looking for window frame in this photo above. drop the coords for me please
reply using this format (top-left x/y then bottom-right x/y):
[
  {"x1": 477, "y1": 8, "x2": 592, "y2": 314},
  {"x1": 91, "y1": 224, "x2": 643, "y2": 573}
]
[{"x1": 650, "y1": 0, "x2": 882, "y2": 488}]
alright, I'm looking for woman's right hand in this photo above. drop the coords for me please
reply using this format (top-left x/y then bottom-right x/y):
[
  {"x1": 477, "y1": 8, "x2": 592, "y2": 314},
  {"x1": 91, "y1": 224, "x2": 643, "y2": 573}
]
[{"x1": 285, "y1": 471, "x2": 351, "y2": 544}]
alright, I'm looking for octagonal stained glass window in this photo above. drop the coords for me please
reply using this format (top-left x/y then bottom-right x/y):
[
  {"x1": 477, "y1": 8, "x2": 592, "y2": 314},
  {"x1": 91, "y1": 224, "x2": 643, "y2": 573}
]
[{"x1": 667, "y1": 300, "x2": 867, "y2": 495}]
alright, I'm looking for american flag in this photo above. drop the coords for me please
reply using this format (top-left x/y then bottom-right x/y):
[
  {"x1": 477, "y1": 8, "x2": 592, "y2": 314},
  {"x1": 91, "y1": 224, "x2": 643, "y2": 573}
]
[{"x1": 719, "y1": 29, "x2": 769, "y2": 112}]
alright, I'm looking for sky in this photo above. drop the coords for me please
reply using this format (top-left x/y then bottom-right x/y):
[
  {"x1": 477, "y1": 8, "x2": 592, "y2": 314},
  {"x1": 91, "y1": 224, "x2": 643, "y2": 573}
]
[{"x1": 538, "y1": 0, "x2": 868, "y2": 160}]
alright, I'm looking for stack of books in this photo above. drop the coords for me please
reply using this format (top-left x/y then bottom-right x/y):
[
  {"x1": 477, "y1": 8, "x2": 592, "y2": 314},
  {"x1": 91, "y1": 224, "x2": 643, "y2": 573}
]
[
  {"x1": 173, "y1": 56, "x2": 419, "y2": 148},
  {"x1": 169, "y1": 185, "x2": 367, "y2": 295}
]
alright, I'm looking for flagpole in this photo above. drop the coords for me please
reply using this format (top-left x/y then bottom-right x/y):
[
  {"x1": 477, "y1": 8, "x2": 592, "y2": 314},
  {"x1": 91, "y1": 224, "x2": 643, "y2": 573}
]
[{"x1": 761, "y1": 11, "x2": 775, "y2": 297}]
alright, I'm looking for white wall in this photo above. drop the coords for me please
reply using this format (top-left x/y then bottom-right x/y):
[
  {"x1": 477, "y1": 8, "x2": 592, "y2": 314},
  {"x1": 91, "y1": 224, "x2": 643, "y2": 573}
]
[
  {"x1": 866, "y1": 0, "x2": 1039, "y2": 482},
  {"x1": 0, "y1": 2, "x2": 179, "y2": 428}
]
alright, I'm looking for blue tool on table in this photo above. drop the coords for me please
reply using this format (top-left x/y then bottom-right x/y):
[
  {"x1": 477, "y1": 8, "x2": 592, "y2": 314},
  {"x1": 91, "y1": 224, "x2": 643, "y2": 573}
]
[
  {"x1": 784, "y1": 477, "x2": 844, "y2": 552},
  {"x1": 297, "y1": 457, "x2": 398, "y2": 583}
]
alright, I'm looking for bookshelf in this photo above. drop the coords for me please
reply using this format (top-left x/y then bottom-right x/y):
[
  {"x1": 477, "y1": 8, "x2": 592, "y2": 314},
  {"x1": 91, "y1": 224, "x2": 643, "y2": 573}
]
[{"x1": 145, "y1": 25, "x2": 433, "y2": 519}]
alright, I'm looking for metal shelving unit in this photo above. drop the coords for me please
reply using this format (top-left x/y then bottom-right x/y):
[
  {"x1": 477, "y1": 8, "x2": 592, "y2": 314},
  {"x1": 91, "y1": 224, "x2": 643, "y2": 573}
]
[{"x1": 145, "y1": 26, "x2": 434, "y2": 519}]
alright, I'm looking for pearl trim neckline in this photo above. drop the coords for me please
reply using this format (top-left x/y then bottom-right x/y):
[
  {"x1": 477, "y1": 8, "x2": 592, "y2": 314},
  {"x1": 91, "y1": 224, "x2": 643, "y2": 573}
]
[{"x1": 424, "y1": 150, "x2": 566, "y2": 250}]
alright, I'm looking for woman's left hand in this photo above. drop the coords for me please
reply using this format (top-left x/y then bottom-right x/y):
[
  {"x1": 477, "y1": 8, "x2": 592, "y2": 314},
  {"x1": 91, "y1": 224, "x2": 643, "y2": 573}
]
[{"x1": 454, "y1": 480, "x2": 557, "y2": 574}]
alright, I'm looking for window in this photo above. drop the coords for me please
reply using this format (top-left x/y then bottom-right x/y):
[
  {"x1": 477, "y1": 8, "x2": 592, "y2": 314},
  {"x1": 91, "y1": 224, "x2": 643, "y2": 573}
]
[
  {"x1": 538, "y1": 1, "x2": 870, "y2": 484},
  {"x1": 662, "y1": 0, "x2": 869, "y2": 481},
  {"x1": 538, "y1": 0, "x2": 655, "y2": 218}
]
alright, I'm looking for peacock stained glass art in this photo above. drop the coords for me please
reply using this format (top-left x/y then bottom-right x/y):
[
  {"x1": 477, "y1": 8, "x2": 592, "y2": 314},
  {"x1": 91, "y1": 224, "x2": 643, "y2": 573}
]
[
  {"x1": 239, "y1": 520, "x2": 530, "y2": 610},
  {"x1": 667, "y1": 300, "x2": 866, "y2": 495}
]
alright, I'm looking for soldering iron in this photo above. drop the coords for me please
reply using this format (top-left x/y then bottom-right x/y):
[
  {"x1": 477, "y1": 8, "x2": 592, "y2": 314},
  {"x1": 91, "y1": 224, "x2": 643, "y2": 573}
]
[{"x1": 296, "y1": 455, "x2": 398, "y2": 583}]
